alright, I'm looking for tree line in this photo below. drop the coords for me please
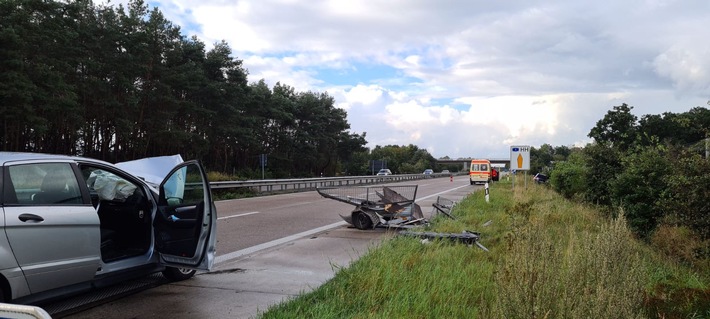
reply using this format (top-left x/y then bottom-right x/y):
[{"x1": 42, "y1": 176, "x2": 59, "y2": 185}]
[
  {"x1": 342, "y1": 144, "x2": 444, "y2": 176},
  {"x1": 530, "y1": 104, "x2": 709, "y2": 269},
  {"x1": 0, "y1": 0, "x2": 369, "y2": 177}
]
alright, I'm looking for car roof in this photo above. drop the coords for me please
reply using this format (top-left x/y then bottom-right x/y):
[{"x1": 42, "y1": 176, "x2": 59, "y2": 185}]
[{"x1": 0, "y1": 151, "x2": 111, "y2": 166}]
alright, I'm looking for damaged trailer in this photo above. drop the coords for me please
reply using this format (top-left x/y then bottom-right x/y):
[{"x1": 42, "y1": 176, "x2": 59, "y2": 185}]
[
  {"x1": 318, "y1": 186, "x2": 488, "y2": 250},
  {"x1": 316, "y1": 185, "x2": 426, "y2": 230}
]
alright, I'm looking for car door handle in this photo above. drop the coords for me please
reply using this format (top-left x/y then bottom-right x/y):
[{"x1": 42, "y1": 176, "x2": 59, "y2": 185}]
[{"x1": 18, "y1": 214, "x2": 45, "y2": 222}]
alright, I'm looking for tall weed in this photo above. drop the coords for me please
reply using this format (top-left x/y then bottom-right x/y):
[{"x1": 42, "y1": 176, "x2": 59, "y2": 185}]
[
  {"x1": 491, "y1": 187, "x2": 646, "y2": 318},
  {"x1": 259, "y1": 181, "x2": 706, "y2": 319}
]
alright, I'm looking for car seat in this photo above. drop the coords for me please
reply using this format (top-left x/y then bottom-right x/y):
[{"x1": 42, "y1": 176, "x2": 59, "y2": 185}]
[{"x1": 33, "y1": 169, "x2": 82, "y2": 204}]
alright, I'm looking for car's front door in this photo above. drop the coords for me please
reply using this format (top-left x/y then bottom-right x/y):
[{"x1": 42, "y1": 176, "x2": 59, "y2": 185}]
[
  {"x1": 153, "y1": 161, "x2": 216, "y2": 270},
  {"x1": 2, "y1": 162, "x2": 100, "y2": 294}
]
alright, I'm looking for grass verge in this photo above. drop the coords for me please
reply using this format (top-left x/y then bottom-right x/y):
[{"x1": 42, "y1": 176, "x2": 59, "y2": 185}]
[{"x1": 258, "y1": 181, "x2": 709, "y2": 318}]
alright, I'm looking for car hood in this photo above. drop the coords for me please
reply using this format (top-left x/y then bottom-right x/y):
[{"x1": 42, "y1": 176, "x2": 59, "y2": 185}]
[{"x1": 115, "y1": 154, "x2": 184, "y2": 187}]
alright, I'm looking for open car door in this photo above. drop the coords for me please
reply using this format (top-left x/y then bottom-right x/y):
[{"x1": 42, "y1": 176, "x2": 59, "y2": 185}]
[{"x1": 154, "y1": 161, "x2": 216, "y2": 270}]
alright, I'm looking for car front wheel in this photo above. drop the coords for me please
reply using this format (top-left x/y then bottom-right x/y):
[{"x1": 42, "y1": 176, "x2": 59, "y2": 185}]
[{"x1": 162, "y1": 267, "x2": 197, "y2": 281}]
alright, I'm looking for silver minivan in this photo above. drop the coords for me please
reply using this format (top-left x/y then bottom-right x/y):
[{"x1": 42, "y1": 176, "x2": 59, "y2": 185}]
[{"x1": 0, "y1": 152, "x2": 216, "y2": 304}]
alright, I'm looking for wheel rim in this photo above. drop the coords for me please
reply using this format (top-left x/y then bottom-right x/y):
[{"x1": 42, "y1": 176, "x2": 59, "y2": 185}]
[{"x1": 177, "y1": 268, "x2": 193, "y2": 275}]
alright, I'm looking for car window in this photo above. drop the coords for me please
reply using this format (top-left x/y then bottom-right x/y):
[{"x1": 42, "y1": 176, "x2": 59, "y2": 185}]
[
  {"x1": 8, "y1": 163, "x2": 82, "y2": 205},
  {"x1": 162, "y1": 164, "x2": 205, "y2": 207}
]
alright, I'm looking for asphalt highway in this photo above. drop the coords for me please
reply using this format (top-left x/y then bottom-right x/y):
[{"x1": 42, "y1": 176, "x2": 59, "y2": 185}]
[
  {"x1": 56, "y1": 175, "x2": 481, "y2": 318},
  {"x1": 213, "y1": 176, "x2": 480, "y2": 261}
]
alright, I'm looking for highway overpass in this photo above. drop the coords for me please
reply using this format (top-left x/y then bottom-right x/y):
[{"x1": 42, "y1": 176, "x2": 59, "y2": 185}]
[{"x1": 437, "y1": 158, "x2": 509, "y2": 170}]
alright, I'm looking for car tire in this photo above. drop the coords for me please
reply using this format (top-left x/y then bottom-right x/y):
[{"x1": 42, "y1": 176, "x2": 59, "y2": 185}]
[
  {"x1": 352, "y1": 211, "x2": 374, "y2": 230},
  {"x1": 162, "y1": 267, "x2": 197, "y2": 281},
  {"x1": 469, "y1": 179, "x2": 474, "y2": 185},
  {"x1": 0, "y1": 286, "x2": 5, "y2": 303}
]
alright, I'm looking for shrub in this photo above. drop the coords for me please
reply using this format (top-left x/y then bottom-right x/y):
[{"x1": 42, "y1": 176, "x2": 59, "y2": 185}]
[
  {"x1": 661, "y1": 153, "x2": 710, "y2": 241},
  {"x1": 608, "y1": 146, "x2": 670, "y2": 238},
  {"x1": 207, "y1": 170, "x2": 235, "y2": 182},
  {"x1": 550, "y1": 152, "x2": 587, "y2": 200},
  {"x1": 581, "y1": 143, "x2": 622, "y2": 206},
  {"x1": 650, "y1": 224, "x2": 710, "y2": 271}
]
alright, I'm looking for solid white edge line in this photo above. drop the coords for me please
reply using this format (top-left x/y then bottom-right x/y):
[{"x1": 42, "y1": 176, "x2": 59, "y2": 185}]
[
  {"x1": 217, "y1": 212, "x2": 259, "y2": 220},
  {"x1": 214, "y1": 183, "x2": 471, "y2": 265},
  {"x1": 215, "y1": 221, "x2": 348, "y2": 264},
  {"x1": 415, "y1": 184, "x2": 470, "y2": 203}
]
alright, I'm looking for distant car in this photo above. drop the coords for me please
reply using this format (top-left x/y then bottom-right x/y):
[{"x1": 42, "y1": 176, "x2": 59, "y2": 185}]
[
  {"x1": 533, "y1": 173, "x2": 548, "y2": 184},
  {"x1": 423, "y1": 169, "x2": 434, "y2": 175},
  {"x1": 441, "y1": 170, "x2": 450, "y2": 174},
  {"x1": 376, "y1": 169, "x2": 392, "y2": 176},
  {"x1": 0, "y1": 152, "x2": 216, "y2": 304}
]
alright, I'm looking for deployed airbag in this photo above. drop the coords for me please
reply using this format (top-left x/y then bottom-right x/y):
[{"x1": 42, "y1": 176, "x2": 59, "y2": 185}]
[{"x1": 88, "y1": 170, "x2": 137, "y2": 201}]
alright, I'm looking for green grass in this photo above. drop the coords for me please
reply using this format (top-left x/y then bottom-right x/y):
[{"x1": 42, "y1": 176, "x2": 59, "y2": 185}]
[{"x1": 257, "y1": 181, "x2": 709, "y2": 319}]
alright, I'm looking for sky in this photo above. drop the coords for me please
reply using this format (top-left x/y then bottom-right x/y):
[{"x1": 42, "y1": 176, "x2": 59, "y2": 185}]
[{"x1": 124, "y1": 0, "x2": 708, "y2": 159}]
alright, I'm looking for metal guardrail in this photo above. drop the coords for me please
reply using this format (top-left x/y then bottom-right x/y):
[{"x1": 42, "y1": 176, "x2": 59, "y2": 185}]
[{"x1": 209, "y1": 172, "x2": 462, "y2": 194}]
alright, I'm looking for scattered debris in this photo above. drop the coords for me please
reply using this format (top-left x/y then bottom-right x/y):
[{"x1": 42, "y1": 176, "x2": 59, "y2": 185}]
[
  {"x1": 431, "y1": 196, "x2": 457, "y2": 219},
  {"x1": 399, "y1": 230, "x2": 488, "y2": 251},
  {"x1": 203, "y1": 268, "x2": 247, "y2": 275}
]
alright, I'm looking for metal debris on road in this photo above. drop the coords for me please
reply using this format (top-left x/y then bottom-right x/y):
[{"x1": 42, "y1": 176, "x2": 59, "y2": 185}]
[
  {"x1": 398, "y1": 230, "x2": 488, "y2": 251},
  {"x1": 431, "y1": 196, "x2": 457, "y2": 219}
]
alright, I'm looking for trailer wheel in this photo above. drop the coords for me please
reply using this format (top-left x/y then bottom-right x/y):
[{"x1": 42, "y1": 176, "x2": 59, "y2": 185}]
[{"x1": 352, "y1": 211, "x2": 374, "y2": 230}]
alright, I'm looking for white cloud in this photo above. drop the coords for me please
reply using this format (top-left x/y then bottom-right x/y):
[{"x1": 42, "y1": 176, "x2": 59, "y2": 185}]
[
  {"x1": 344, "y1": 85, "x2": 385, "y2": 106},
  {"x1": 654, "y1": 43, "x2": 710, "y2": 95},
  {"x1": 135, "y1": 0, "x2": 710, "y2": 158}
]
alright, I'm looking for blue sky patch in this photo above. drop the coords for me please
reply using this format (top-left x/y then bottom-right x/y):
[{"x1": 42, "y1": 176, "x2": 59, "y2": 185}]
[{"x1": 314, "y1": 63, "x2": 401, "y2": 87}]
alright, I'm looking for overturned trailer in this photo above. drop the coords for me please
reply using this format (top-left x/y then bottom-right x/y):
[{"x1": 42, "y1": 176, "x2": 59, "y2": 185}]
[
  {"x1": 318, "y1": 186, "x2": 488, "y2": 250},
  {"x1": 317, "y1": 185, "x2": 426, "y2": 229}
]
